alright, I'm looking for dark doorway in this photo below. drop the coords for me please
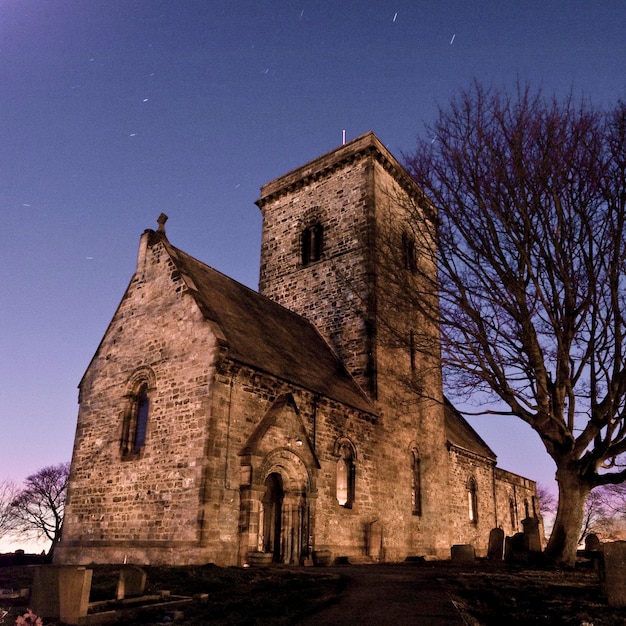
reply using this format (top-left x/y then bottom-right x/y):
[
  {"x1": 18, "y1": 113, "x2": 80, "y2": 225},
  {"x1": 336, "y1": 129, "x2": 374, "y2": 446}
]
[{"x1": 262, "y1": 473, "x2": 284, "y2": 562}]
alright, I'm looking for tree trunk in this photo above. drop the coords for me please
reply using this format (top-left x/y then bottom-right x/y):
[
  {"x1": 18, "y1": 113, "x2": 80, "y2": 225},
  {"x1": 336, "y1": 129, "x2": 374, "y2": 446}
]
[{"x1": 544, "y1": 466, "x2": 590, "y2": 566}]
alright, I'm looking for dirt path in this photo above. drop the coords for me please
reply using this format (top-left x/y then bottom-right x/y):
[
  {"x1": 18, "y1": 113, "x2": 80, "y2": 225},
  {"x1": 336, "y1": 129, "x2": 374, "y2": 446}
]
[{"x1": 297, "y1": 563, "x2": 465, "y2": 625}]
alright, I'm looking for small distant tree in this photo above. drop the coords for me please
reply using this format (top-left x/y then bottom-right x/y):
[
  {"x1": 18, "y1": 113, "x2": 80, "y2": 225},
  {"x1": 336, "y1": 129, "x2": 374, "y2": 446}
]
[
  {"x1": 11, "y1": 462, "x2": 70, "y2": 555},
  {"x1": 0, "y1": 479, "x2": 18, "y2": 539},
  {"x1": 536, "y1": 484, "x2": 557, "y2": 518},
  {"x1": 579, "y1": 489, "x2": 611, "y2": 544}
]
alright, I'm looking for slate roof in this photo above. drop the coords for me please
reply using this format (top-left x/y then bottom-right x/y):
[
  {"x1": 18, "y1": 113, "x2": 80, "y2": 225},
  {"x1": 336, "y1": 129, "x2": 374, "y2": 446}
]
[
  {"x1": 159, "y1": 235, "x2": 376, "y2": 415},
  {"x1": 444, "y1": 398, "x2": 497, "y2": 462}
]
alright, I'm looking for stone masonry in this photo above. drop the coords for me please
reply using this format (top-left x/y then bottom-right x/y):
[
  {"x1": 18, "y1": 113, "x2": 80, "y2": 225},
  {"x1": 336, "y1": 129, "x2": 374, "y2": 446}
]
[{"x1": 56, "y1": 132, "x2": 541, "y2": 567}]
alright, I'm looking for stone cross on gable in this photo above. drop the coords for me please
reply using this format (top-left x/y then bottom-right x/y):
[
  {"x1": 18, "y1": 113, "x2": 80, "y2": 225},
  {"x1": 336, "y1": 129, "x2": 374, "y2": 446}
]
[{"x1": 157, "y1": 213, "x2": 168, "y2": 234}]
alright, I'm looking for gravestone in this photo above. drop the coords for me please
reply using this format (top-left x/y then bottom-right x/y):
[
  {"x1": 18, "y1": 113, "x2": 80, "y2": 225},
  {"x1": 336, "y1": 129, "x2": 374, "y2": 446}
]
[
  {"x1": 59, "y1": 566, "x2": 93, "y2": 625},
  {"x1": 31, "y1": 565, "x2": 93, "y2": 625},
  {"x1": 505, "y1": 532, "x2": 529, "y2": 563},
  {"x1": 487, "y1": 528, "x2": 505, "y2": 560},
  {"x1": 31, "y1": 566, "x2": 61, "y2": 619},
  {"x1": 450, "y1": 544, "x2": 475, "y2": 562},
  {"x1": 600, "y1": 541, "x2": 626, "y2": 607},
  {"x1": 116, "y1": 565, "x2": 147, "y2": 599},
  {"x1": 585, "y1": 533, "x2": 601, "y2": 552},
  {"x1": 521, "y1": 517, "x2": 542, "y2": 552}
]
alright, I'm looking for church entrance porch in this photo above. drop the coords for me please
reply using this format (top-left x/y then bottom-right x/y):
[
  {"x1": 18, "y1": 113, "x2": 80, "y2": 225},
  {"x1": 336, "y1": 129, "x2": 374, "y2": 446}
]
[
  {"x1": 261, "y1": 473, "x2": 283, "y2": 561},
  {"x1": 239, "y1": 448, "x2": 314, "y2": 566}
]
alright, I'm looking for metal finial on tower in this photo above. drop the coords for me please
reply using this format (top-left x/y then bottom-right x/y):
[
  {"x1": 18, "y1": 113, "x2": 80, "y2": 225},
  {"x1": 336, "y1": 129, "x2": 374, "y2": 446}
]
[
  {"x1": 342, "y1": 129, "x2": 346, "y2": 145},
  {"x1": 157, "y1": 213, "x2": 168, "y2": 234}
]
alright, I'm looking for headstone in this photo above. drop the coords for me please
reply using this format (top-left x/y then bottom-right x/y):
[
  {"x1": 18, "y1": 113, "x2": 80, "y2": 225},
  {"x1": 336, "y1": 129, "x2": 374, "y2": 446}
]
[
  {"x1": 58, "y1": 567, "x2": 93, "y2": 625},
  {"x1": 31, "y1": 566, "x2": 62, "y2": 619},
  {"x1": 600, "y1": 541, "x2": 626, "y2": 607},
  {"x1": 505, "y1": 532, "x2": 529, "y2": 563},
  {"x1": 368, "y1": 520, "x2": 383, "y2": 561},
  {"x1": 450, "y1": 544, "x2": 475, "y2": 562},
  {"x1": 585, "y1": 533, "x2": 601, "y2": 552},
  {"x1": 487, "y1": 528, "x2": 505, "y2": 560},
  {"x1": 521, "y1": 517, "x2": 542, "y2": 552},
  {"x1": 116, "y1": 565, "x2": 147, "y2": 599},
  {"x1": 31, "y1": 565, "x2": 93, "y2": 624}
]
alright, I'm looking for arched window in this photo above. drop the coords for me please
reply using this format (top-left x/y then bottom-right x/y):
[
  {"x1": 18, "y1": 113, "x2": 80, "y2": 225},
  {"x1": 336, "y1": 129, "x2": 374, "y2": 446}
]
[
  {"x1": 302, "y1": 222, "x2": 323, "y2": 265},
  {"x1": 121, "y1": 380, "x2": 152, "y2": 458},
  {"x1": 467, "y1": 477, "x2": 478, "y2": 524},
  {"x1": 335, "y1": 440, "x2": 356, "y2": 508},
  {"x1": 411, "y1": 447, "x2": 422, "y2": 516}
]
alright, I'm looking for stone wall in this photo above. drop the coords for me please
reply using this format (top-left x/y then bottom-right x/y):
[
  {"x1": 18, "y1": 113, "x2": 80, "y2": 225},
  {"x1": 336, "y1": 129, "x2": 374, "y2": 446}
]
[
  {"x1": 494, "y1": 468, "x2": 543, "y2": 540},
  {"x1": 58, "y1": 235, "x2": 221, "y2": 565},
  {"x1": 257, "y1": 136, "x2": 453, "y2": 560},
  {"x1": 447, "y1": 448, "x2": 497, "y2": 556}
]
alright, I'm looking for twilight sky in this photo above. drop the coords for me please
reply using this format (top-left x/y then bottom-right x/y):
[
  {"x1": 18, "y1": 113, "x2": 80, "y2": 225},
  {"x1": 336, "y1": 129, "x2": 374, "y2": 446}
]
[{"x1": 2, "y1": 0, "x2": 626, "y2": 550}]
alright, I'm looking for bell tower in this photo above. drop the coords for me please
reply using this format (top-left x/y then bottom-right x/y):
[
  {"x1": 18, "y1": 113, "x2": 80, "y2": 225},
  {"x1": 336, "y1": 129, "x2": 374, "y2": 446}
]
[{"x1": 256, "y1": 131, "x2": 437, "y2": 403}]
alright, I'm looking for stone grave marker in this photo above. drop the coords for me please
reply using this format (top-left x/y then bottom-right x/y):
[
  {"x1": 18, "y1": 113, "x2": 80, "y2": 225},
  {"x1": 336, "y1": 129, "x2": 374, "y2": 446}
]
[
  {"x1": 522, "y1": 517, "x2": 542, "y2": 552},
  {"x1": 505, "y1": 532, "x2": 530, "y2": 563},
  {"x1": 450, "y1": 544, "x2": 475, "y2": 562},
  {"x1": 116, "y1": 565, "x2": 147, "y2": 600},
  {"x1": 585, "y1": 533, "x2": 601, "y2": 552},
  {"x1": 600, "y1": 541, "x2": 626, "y2": 607},
  {"x1": 487, "y1": 527, "x2": 505, "y2": 560}
]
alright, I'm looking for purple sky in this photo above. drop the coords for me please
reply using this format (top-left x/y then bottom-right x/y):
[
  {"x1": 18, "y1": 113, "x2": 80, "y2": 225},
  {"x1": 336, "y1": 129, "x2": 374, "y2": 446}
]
[{"x1": 2, "y1": 1, "x2": 625, "y2": 549}]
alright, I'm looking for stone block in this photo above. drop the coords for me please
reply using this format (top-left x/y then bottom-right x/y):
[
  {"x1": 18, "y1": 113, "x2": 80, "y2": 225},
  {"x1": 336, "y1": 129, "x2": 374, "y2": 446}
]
[
  {"x1": 451, "y1": 544, "x2": 475, "y2": 562},
  {"x1": 600, "y1": 541, "x2": 626, "y2": 607}
]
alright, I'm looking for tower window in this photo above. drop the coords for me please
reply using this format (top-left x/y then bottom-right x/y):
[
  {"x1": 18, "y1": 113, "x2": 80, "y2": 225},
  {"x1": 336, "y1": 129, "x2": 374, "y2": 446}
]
[
  {"x1": 302, "y1": 223, "x2": 324, "y2": 265},
  {"x1": 411, "y1": 447, "x2": 422, "y2": 516},
  {"x1": 401, "y1": 231, "x2": 417, "y2": 273}
]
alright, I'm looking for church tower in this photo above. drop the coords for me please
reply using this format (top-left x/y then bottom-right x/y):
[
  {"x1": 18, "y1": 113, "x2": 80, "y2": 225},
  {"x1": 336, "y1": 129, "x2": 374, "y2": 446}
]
[
  {"x1": 257, "y1": 132, "x2": 452, "y2": 557},
  {"x1": 257, "y1": 131, "x2": 437, "y2": 402}
]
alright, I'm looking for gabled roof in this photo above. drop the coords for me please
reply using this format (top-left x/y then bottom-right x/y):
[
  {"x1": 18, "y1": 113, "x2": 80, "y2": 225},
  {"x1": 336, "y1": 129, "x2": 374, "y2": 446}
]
[
  {"x1": 157, "y1": 233, "x2": 375, "y2": 415},
  {"x1": 444, "y1": 398, "x2": 497, "y2": 462}
]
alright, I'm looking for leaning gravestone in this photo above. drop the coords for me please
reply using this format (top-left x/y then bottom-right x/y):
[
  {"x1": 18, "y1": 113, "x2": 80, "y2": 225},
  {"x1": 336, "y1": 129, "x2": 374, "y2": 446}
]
[
  {"x1": 600, "y1": 541, "x2": 626, "y2": 607},
  {"x1": 487, "y1": 528, "x2": 505, "y2": 560}
]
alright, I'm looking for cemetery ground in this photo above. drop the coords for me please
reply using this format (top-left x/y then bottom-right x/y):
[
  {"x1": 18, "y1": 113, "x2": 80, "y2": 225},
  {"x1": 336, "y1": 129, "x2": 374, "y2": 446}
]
[{"x1": 2, "y1": 558, "x2": 626, "y2": 625}]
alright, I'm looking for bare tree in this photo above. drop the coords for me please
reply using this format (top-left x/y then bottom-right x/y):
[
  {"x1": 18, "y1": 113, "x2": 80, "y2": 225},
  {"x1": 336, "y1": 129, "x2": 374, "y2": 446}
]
[
  {"x1": 401, "y1": 82, "x2": 626, "y2": 565},
  {"x1": 579, "y1": 489, "x2": 611, "y2": 545},
  {"x1": 11, "y1": 462, "x2": 70, "y2": 555},
  {"x1": 536, "y1": 484, "x2": 557, "y2": 518},
  {"x1": 0, "y1": 479, "x2": 18, "y2": 540}
]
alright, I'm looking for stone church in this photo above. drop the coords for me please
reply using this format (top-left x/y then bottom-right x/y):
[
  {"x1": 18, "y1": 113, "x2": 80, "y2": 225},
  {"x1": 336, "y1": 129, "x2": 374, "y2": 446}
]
[{"x1": 57, "y1": 132, "x2": 540, "y2": 567}]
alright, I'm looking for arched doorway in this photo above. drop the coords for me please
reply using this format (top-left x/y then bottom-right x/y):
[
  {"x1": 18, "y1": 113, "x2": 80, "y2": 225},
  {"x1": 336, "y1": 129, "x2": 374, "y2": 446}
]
[{"x1": 262, "y1": 473, "x2": 284, "y2": 562}]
